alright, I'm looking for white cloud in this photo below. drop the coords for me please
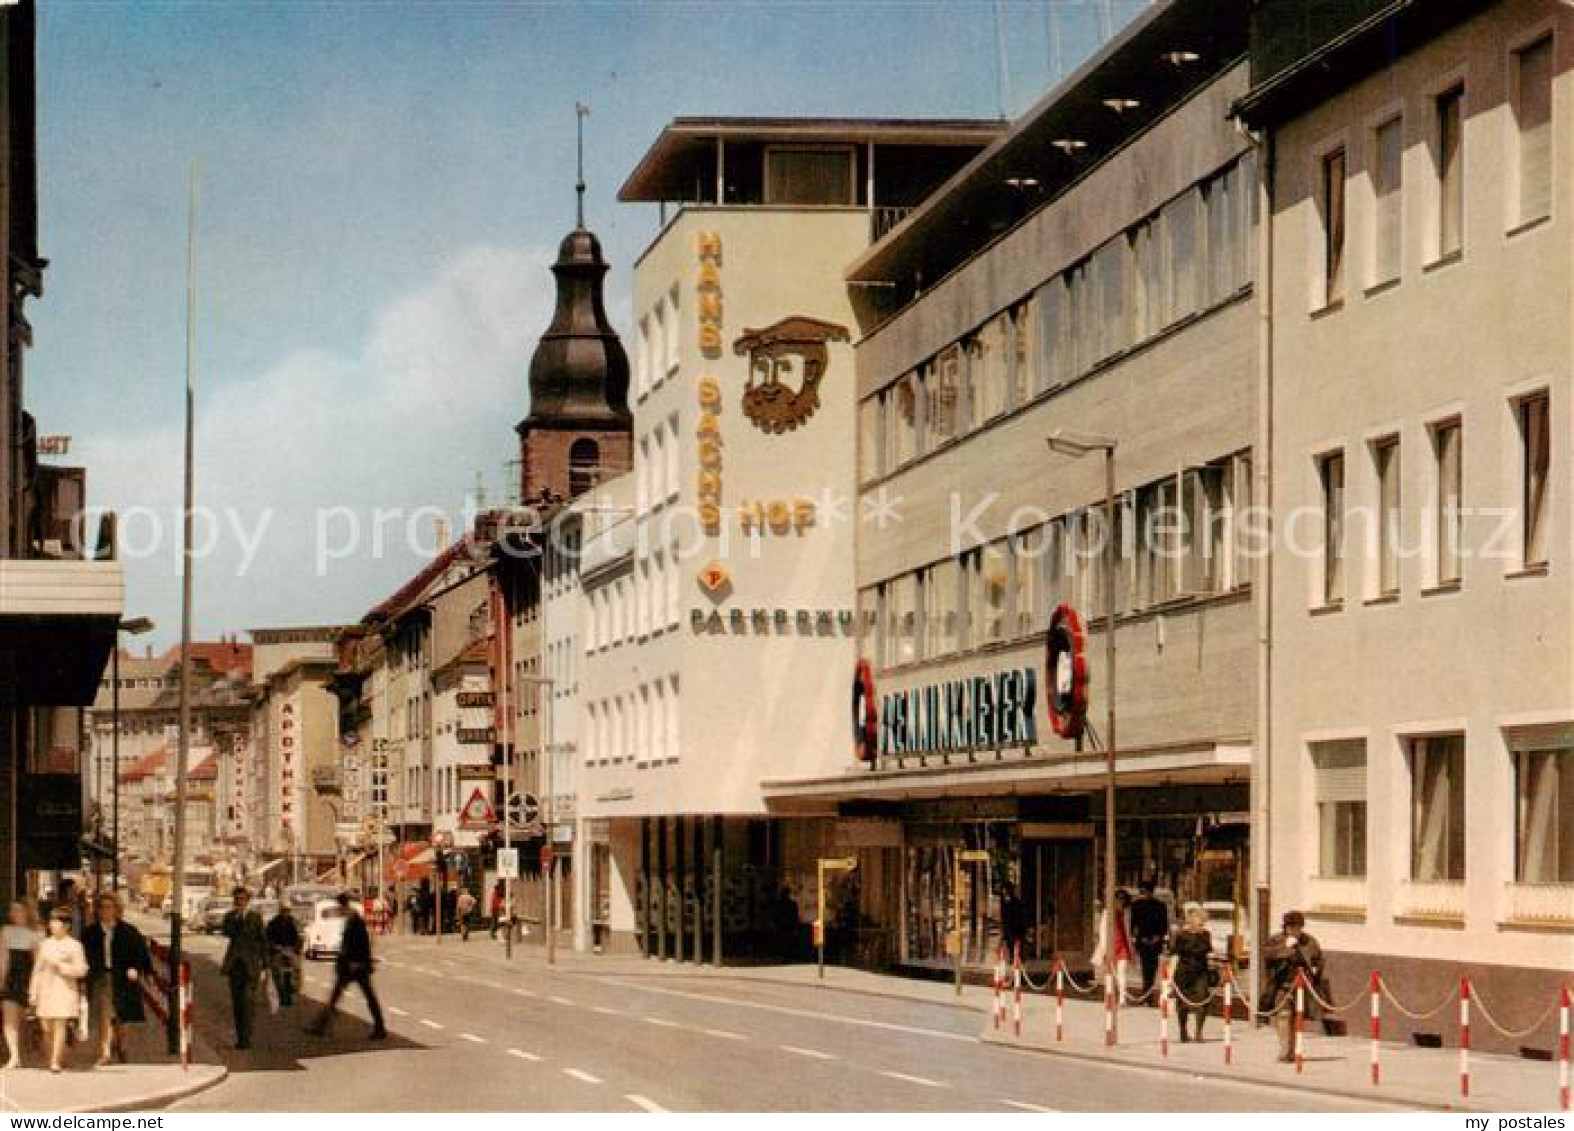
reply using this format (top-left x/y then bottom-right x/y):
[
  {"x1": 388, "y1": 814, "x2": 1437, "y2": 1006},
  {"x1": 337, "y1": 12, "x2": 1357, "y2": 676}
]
[{"x1": 76, "y1": 244, "x2": 554, "y2": 645}]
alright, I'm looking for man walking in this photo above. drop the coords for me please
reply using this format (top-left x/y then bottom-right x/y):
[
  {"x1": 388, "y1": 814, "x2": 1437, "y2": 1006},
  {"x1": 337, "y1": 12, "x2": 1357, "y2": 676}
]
[
  {"x1": 265, "y1": 902, "x2": 303, "y2": 1008},
  {"x1": 219, "y1": 888, "x2": 268, "y2": 1050},
  {"x1": 1130, "y1": 880, "x2": 1169, "y2": 1004},
  {"x1": 82, "y1": 893, "x2": 152, "y2": 1065},
  {"x1": 456, "y1": 887, "x2": 476, "y2": 942},
  {"x1": 308, "y1": 893, "x2": 386, "y2": 1040},
  {"x1": 1264, "y1": 910, "x2": 1324, "y2": 1063}
]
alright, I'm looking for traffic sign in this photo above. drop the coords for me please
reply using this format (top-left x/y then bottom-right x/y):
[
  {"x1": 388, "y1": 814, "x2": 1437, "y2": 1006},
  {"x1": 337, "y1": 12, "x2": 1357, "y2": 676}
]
[
  {"x1": 497, "y1": 847, "x2": 519, "y2": 879},
  {"x1": 459, "y1": 788, "x2": 496, "y2": 829},
  {"x1": 505, "y1": 792, "x2": 539, "y2": 826}
]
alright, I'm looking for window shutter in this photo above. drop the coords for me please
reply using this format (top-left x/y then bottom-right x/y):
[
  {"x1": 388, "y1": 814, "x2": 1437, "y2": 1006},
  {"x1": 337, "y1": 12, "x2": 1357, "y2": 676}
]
[{"x1": 1313, "y1": 740, "x2": 1367, "y2": 803}]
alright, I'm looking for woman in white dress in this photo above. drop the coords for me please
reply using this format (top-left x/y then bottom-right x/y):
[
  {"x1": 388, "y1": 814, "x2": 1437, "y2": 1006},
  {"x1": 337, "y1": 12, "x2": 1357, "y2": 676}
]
[
  {"x1": 0, "y1": 901, "x2": 41, "y2": 1069},
  {"x1": 29, "y1": 910, "x2": 88, "y2": 1073}
]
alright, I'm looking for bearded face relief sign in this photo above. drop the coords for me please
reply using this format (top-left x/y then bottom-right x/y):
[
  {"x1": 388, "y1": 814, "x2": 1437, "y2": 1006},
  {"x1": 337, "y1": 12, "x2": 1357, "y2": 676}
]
[{"x1": 732, "y1": 316, "x2": 851, "y2": 435}]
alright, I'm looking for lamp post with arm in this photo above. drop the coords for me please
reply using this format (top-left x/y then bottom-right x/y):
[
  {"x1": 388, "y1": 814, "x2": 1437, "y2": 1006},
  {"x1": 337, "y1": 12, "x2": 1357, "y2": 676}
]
[{"x1": 1046, "y1": 429, "x2": 1119, "y2": 1042}]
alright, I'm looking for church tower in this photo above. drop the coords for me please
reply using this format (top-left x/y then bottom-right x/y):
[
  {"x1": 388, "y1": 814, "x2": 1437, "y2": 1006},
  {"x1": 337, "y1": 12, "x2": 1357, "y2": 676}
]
[{"x1": 516, "y1": 107, "x2": 632, "y2": 504}]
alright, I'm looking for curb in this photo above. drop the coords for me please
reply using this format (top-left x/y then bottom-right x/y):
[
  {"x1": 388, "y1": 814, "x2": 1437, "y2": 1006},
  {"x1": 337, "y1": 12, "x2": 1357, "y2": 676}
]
[
  {"x1": 41, "y1": 1064, "x2": 229, "y2": 1115},
  {"x1": 978, "y1": 1031, "x2": 1470, "y2": 1113}
]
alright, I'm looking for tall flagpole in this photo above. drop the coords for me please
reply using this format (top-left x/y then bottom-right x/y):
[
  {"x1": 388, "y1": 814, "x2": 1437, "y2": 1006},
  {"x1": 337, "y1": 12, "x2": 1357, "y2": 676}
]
[{"x1": 167, "y1": 162, "x2": 199, "y2": 1054}]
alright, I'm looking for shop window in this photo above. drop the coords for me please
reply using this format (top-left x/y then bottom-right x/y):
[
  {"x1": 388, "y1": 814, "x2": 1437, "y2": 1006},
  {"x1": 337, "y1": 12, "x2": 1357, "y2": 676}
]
[
  {"x1": 1409, "y1": 734, "x2": 1465, "y2": 882},
  {"x1": 1312, "y1": 740, "x2": 1367, "y2": 878}
]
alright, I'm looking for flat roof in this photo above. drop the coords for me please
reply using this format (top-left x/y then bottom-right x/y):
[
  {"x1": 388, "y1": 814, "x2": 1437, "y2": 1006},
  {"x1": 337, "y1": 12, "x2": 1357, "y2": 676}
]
[
  {"x1": 618, "y1": 116, "x2": 1006, "y2": 202},
  {"x1": 845, "y1": 0, "x2": 1249, "y2": 288}
]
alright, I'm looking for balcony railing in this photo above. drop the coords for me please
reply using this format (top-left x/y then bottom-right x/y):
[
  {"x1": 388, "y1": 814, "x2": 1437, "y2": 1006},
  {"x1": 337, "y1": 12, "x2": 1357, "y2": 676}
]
[
  {"x1": 1396, "y1": 879, "x2": 1466, "y2": 923},
  {"x1": 1503, "y1": 882, "x2": 1574, "y2": 927},
  {"x1": 1306, "y1": 875, "x2": 1367, "y2": 915},
  {"x1": 872, "y1": 206, "x2": 914, "y2": 242}
]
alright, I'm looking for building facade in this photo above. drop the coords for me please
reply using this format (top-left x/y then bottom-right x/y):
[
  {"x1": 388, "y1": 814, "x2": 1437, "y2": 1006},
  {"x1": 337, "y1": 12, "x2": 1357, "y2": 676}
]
[{"x1": 1238, "y1": 0, "x2": 1574, "y2": 1044}]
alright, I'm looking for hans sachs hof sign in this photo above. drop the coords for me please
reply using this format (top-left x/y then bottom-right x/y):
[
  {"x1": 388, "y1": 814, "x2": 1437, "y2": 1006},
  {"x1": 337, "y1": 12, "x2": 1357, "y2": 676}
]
[{"x1": 880, "y1": 668, "x2": 1038, "y2": 757}]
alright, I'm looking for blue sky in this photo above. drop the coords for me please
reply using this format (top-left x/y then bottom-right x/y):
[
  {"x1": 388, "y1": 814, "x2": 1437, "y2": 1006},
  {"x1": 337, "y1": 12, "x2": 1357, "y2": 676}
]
[{"x1": 27, "y1": 1, "x2": 1136, "y2": 648}]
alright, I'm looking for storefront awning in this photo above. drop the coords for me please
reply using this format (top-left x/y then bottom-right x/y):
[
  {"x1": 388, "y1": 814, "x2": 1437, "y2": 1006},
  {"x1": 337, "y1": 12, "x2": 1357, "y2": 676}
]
[{"x1": 762, "y1": 742, "x2": 1251, "y2": 816}]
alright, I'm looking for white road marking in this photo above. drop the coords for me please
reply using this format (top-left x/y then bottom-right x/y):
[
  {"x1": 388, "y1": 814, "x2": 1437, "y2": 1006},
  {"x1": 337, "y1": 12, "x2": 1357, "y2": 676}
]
[
  {"x1": 507, "y1": 1048, "x2": 543, "y2": 1062},
  {"x1": 459, "y1": 1032, "x2": 487, "y2": 1044},
  {"x1": 780, "y1": 1044, "x2": 836, "y2": 1060},
  {"x1": 563, "y1": 1068, "x2": 603, "y2": 1085},
  {"x1": 547, "y1": 995, "x2": 575, "y2": 1006},
  {"x1": 642, "y1": 1016, "x2": 680, "y2": 1028},
  {"x1": 626, "y1": 1095, "x2": 668, "y2": 1113},
  {"x1": 419, "y1": 1018, "x2": 444, "y2": 1030},
  {"x1": 513, "y1": 988, "x2": 537, "y2": 999},
  {"x1": 880, "y1": 1070, "x2": 949, "y2": 1089},
  {"x1": 590, "y1": 1005, "x2": 620, "y2": 1016},
  {"x1": 608, "y1": 980, "x2": 978, "y2": 1045},
  {"x1": 388, "y1": 1007, "x2": 409, "y2": 1017},
  {"x1": 702, "y1": 1027, "x2": 746, "y2": 1041},
  {"x1": 1003, "y1": 1101, "x2": 1061, "y2": 1113}
]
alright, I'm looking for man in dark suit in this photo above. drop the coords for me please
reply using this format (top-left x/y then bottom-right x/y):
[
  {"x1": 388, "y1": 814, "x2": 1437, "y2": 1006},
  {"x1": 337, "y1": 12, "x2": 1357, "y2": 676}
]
[
  {"x1": 219, "y1": 888, "x2": 268, "y2": 1050},
  {"x1": 308, "y1": 893, "x2": 386, "y2": 1040},
  {"x1": 82, "y1": 893, "x2": 152, "y2": 1065},
  {"x1": 1130, "y1": 880, "x2": 1170, "y2": 1004}
]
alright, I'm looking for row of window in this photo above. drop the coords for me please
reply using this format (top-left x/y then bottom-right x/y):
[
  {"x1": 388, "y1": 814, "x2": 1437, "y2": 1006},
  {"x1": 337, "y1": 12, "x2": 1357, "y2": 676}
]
[
  {"x1": 584, "y1": 544, "x2": 683, "y2": 652},
  {"x1": 634, "y1": 283, "x2": 683, "y2": 402},
  {"x1": 861, "y1": 452, "x2": 1254, "y2": 670},
  {"x1": 635, "y1": 412, "x2": 682, "y2": 516},
  {"x1": 1315, "y1": 32, "x2": 1553, "y2": 308},
  {"x1": 1312, "y1": 729, "x2": 1572, "y2": 885},
  {"x1": 1313, "y1": 390, "x2": 1550, "y2": 607},
  {"x1": 860, "y1": 153, "x2": 1256, "y2": 484},
  {"x1": 584, "y1": 676, "x2": 680, "y2": 768}
]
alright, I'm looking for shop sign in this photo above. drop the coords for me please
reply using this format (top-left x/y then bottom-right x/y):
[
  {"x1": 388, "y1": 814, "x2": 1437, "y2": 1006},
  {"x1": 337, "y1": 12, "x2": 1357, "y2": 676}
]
[
  {"x1": 457, "y1": 727, "x2": 497, "y2": 745},
  {"x1": 691, "y1": 607, "x2": 854, "y2": 635},
  {"x1": 696, "y1": 230, "x2": 723, "y2": 358},
  {"x1": 697, "y1": 376, "x2": 723, "y2": 534},
  {"x1": 456, "y1": 691, "x2": 495, "y2": 708},
  {"x1": 880, "y1": 668, "x2": 1038, "y2": 757}
]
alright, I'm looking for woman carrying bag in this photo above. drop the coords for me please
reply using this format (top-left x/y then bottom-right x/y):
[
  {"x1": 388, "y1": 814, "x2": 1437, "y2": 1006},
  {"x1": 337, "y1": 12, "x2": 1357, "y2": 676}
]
[{"x1": 30, "y1": 910, "x2": 88, "y2": 1073}]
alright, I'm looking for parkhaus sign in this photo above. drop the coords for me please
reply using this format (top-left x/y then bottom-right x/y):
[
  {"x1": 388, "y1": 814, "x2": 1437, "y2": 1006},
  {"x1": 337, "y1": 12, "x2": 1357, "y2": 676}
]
[{"x1": 880, "y1": 668, "x2": 1038, "y2": 757}]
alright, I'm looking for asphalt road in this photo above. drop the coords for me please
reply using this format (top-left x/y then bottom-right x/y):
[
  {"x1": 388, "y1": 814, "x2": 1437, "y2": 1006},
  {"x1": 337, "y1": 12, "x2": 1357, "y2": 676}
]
[{"x1": 157, "y1": 926, "x2": 1411, "y2": 1113}]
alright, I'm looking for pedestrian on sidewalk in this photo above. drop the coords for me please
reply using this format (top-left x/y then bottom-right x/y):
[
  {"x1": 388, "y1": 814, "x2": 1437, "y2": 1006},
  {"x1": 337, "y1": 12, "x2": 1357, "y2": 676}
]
[
  {"x1": 1264, "y1": 910, "x2": 1323, "y2": 1063},
  {"x1": 456, "y1": 887, "x2": 476, "y2": 942},
  {"x1": 1170, "y1": 902, "x2": 1213, "y2": 1043},
  {"x1": 29, "y1": 910, "x2": 88, "y2": 1074},
  {"x1": 308, "y1": 893, "x2": 386, "y2": 1041},
  {"x1": 265, "y1": 903, "x2": 303, "y2": 1008},
  {"x1": 1131, "y1": 881, "x2": 1169, "y2": 1005},
  {"x1": 219, "y1": 888, "x2": 268, "y2": 1051},
  {"x1": 999, "y1": 881, "x2": 1030, "y2": 965},
  {"x1": 81, "y1": 893, "x2": 152, "y2": 1066},
  {"x1": 1, "y1": 901, "x2": 41, "y2": 1069},
  {"x1": 1090, "y1": 889, "x2": 1134, "y2": 1003},
  {"x1": 488, "y1": 881, "x2": 505, "y2": 940}
]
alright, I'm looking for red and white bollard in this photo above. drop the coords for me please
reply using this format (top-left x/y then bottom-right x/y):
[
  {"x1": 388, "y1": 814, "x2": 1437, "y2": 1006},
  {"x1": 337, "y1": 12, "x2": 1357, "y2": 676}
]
[
  {"x1": 178, "y1": 960, "x2": 192, "y2": 1071},
  {"x1": 1294, "y1": 971, "x2": 1306, "y2": 1075},
  {"x1": 1012, "y1": 943, "x2": 1023, "y2": 1039},
  {"x1": 1558, "y1": 985, "x2": 1569, "y2": 1112},
  {"x1": 1369, "y1": 970, "x2": 1381, "y2": 1086},
  {"x1": 1222, "y1": 966, "x2": 1234, "y2": 1066},
  {"x1": 1104, "y1": 966, "x2": 1116, "y2": 1047},
  {"x1": 1157, "y1": 957, "x2": 1171, "y2": 1058},
  {"x1": 1459, "y1": 977, "x2": 1472, "y2": 1100},
  {"x1": 992, "y1": 946, "x2": 1005, "y2": 1030},
  {"x1": 1054, "y1": 959, "x2": 1066, "y2": 1044}
]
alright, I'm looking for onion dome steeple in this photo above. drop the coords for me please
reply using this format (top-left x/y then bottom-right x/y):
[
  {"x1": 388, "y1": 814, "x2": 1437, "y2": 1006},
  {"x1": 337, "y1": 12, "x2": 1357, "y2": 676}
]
[{"x1": 519, "y1": 103, "x2": 630, "y2": 433}]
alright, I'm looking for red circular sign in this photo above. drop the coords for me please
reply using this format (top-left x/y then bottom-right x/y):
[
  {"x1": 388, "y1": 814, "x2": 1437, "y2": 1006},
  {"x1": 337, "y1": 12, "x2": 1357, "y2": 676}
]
[
  {"x1": 851, "y1": 659, "x2": 878, "y2": 765},
  {"x1": 1046, "y1": 604, "x2": 1088, "y2": 739}
]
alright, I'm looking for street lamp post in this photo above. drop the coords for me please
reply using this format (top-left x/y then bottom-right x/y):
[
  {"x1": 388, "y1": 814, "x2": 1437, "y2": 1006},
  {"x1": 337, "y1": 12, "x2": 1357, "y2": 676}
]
[
  {"x1": 1047, "y1": 429, "x2": 1119, "y2": 1043},
  {"x1": 110, "y1": 617, "x2": 154, "y2": 898},
  {"x1": 517, "y1": 675, "x2": 555, "y2": 964}
]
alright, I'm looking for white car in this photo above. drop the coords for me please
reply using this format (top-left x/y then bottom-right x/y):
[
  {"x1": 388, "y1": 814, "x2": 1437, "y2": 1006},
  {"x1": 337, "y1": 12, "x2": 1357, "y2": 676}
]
[{"x1": 303, "y1": 899, "x2": 348, "y2": 960}]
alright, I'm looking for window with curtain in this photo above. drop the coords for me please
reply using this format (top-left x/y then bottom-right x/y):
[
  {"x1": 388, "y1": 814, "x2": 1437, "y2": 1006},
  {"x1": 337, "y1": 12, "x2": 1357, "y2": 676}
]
[
  {"x1": 1372, "y1": 116, "x2": 1403, "y2": 285},
  {"x1": 764, "y1": 146, "x2": 855, "y2": 205},
  {"x1": 1010, "y1": 299, "x2": 1035, "y2": 409},
  {"x1": 972, "y1": 316, "x2": 1010, "y2": 423},
  {"x1": 1011, "y1": 526, "x2": 1044, "y2": 638},
  {"x1": 1520, "y1": 392, "x2": 1550, "y2": 567},
  {"x1": 1131, "y1": 218, "x2": 1164, "y2": 341},
  {"x1": 1374, "y1": 435, "x2": 1401, "y2": 597},
  {"x1": 1313, "y1": 740, "x2": 1368, "y2": 877},
  {"x1": 926, "y1": 347, "x2": 963, "y2": 450},
  {"x1": 886, "y1": 373, "x2": 920, "y2": 468},
  {"x1": 925, "y1": 557, "x2": 960, "y2": 659},
  {"x1": 1089, "y1": 238, "x2": 1131, "y2": 363},
  {"x1": 1164, "y1": 188, "x2": 1201, "y2": 325},
  {"x1": 1410, "y1": 734, "x2": 1466, "y2": 882},
  {"x1": 886, "y1": 574, "x2": 918, "y2": 666},
  {"x1": 1321, "y1": 147, "x2": 1347, "y2": 305},
  {"x1": 1436, "y1": 86, "x2": 1465, "y2": 258},
  {"x1": 1514, "y1": 36, "x2": 1553, "y2": 226},
  {"x1": 1319, "y1": 450, "x2": 1346, "y2": 605},
  {"x1": 858, "y1": 397, "x2": 882, "y2": 483},
  {"x1": 1432, "y1": 420, "x2": 1463, "y2": 585},
  {"x1": 1516, "y1": 744, "x2": 1574, "y2": 882}
]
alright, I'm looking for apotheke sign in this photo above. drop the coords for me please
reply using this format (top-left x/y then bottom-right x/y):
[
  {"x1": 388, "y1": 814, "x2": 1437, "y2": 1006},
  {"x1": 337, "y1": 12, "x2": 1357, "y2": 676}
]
[{"x1": 880, "y1": 668, "x2": 1038, "y2": 757}]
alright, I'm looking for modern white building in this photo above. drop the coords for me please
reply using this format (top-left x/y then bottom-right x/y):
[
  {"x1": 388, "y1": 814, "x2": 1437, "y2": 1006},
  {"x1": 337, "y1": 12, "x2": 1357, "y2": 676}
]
[{"x1": 1238, "y1": 0, "x2": 1574, "y2": 1045}]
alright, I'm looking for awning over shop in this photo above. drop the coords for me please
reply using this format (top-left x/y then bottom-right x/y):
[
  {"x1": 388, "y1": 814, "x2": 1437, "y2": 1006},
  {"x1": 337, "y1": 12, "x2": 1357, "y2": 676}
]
[
  {"x1": 383, "y1": 841, "x2": 432, "y2": 884},
  {"x1": 762, "y1": 742, "x2": 1252, "y2": 816}
]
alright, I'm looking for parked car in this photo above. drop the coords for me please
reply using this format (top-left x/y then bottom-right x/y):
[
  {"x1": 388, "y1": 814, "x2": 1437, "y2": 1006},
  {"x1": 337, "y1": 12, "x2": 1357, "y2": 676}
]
[
  {"x1": 198, "y1": 896, "x2": 231, "y2": 934},
  {"x1": 303, "y1": 898, "x2": 348, "y2": 960}
]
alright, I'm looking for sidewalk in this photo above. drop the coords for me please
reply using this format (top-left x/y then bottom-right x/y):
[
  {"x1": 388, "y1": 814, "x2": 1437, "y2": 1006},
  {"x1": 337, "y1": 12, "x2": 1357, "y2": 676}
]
[
  {"x1": 384, "y1": 933, "x2": 1566, "y2": 1112},
  {"x1": 0, "y1": 1017, "x2": 226, "y2": 1114}
]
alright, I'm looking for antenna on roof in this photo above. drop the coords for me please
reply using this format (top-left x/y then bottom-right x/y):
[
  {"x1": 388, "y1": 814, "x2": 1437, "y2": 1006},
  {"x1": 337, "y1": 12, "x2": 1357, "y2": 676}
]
[
  {"x1": 993, "y1": 0, "x2": 1011, "y2": 120},
  {"x1": 575, "y1": 102, "x2": 591, "y2": 228}
]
